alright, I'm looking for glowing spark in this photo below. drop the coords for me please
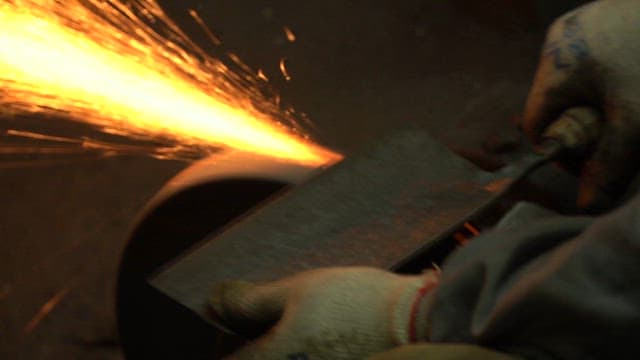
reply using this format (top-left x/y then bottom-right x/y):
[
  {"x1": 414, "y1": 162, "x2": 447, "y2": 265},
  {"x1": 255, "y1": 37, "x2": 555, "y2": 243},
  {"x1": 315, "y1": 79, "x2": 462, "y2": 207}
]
[
  {"x1": 23, "y1": 287, "x2": 70, "y2": 334},
  {"x1": 453, "y1": 232, "x2": 469, "y2": 246},
  {"x1": 483, "y1": 177, "x2": 513, "y2": 193},
  {"x1": 3, "y1": 129, "x2": 207, "y2": 160},
  {"x1": 280, "y1": 57, "x2": 292, "y2": 81},
  {"x1": 257, "y1": 69, "x2": 269, "y2": 82},
  {"x1": 7, "y1": 129, "x2": 77, "y2": 143},
  {"x1": 0, "y1": 0, "x2": 341, "y2": 166},
  {"x1": 283, "y1": 26, "x2": 296, "y2": 42},
  {"x1": 463, "y1": 222, "x2": 480, "y2": 236},
  {"x1": 188, "y1": 9, "x2": 222, "y2": 46}
]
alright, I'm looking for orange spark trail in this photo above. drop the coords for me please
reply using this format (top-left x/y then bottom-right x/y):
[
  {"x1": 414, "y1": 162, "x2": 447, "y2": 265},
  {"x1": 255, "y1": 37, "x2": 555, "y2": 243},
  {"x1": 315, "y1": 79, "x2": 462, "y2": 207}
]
[
  {"x1": 0, "y1": 0, "x2": 340, "y2": 166},
  {"x1": 280, "y1": 57, "x2": 292, "y2": 81},
  {"x1": 283, "y1": 26, "x2": 296, "y2": 42},
  {"x1": 23, "y1": 287, "x2": 70, "y2": 334}
]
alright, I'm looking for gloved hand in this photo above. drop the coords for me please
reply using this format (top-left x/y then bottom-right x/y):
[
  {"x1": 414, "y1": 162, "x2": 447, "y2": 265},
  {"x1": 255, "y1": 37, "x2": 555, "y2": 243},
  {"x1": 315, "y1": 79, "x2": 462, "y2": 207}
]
[
  {"x1": 369, "y1": 344, "x2": 523, "y2": 360},
  {"x1": 210, "y1": 267, "x2": 439, "y2": 360},
  {"x1": 521, "y1": 0, "x2": 640, "y2": 207}
]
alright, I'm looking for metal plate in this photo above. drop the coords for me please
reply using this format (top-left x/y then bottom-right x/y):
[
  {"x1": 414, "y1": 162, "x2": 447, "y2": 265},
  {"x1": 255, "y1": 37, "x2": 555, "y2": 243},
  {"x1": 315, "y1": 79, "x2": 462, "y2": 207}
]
[{"x1": 151, "y1": 131, "x2": 498, "y2": 320}]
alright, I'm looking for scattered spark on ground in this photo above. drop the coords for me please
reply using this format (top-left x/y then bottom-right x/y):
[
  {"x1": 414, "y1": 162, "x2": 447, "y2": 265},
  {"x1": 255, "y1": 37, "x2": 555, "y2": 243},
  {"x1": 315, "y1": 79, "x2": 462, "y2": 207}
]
[
  {"x1": 0, "y1": 0, "x2": 341, "y2": 166},
  {"x1": 283, "y1": 26, "x2": 296, "y2": 42},
  {"x1": 279, "y1": 57, "x2": 292, "y2": 81},
  {"x1": 23, "y1": 287, "x2": 70, "y2": 334}
]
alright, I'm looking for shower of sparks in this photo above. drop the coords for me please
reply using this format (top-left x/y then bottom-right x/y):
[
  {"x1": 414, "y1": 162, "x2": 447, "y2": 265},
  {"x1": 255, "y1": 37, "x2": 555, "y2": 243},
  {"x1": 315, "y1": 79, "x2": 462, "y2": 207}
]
[
  {"x1": 283, "y1": 26, "x2": 296, "y2": 42},
  {"x1": 0, "y1": 0, "x2": 341, "y2": 166}
]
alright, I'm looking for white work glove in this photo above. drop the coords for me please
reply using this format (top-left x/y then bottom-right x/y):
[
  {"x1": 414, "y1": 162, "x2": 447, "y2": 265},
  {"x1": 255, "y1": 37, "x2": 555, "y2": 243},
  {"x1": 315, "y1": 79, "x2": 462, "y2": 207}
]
[
  {"x1": 210, "y1": 267, "x2": 439, "y2": 360},
  {"x1": 521, "y1": 0, "x2": 640, "y2": 208}
]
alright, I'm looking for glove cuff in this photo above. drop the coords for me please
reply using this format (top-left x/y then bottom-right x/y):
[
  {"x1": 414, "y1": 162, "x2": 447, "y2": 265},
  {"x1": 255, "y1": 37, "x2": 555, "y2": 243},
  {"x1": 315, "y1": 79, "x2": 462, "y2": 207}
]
[
  {"x1": 408, "y1": 273, "x2": 438, "y2": 342},
  {"x1": 389, "y1": 270, "x2": 439, "y2": 345}
]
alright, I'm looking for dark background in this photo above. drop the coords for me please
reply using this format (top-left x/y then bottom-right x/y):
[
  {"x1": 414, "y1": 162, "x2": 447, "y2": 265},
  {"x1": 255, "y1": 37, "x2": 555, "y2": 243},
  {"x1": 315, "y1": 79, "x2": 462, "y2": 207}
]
[{"x1": 0, "y1": 1, "x2": 587, "y2": 358}]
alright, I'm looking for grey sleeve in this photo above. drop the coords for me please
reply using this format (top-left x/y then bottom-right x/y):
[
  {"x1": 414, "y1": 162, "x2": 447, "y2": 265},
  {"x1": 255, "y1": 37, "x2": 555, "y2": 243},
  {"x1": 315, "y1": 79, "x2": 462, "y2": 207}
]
[{"x1": 426, "y1": 194, "x2": 640, "y2": 359}]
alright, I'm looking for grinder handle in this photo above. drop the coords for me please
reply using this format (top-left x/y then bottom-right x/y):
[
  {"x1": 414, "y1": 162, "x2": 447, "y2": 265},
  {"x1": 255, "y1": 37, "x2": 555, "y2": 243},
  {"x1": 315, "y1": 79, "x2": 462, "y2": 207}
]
[
  {"x1": 538, "y1": 106, "x2": 616, "y2": 210},
  {"x1": 540, "y1": 107, "x2": 602, "y2": 155}
]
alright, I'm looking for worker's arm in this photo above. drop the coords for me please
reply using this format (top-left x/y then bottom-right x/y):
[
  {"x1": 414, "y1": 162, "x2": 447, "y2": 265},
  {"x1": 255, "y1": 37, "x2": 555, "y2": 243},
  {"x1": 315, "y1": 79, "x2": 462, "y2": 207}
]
[
  {"x1": 211, "y1": 193, "x2": 640, "y2": 360},
  {"x1": 425, "y1": 194, "x2": 640, "y2": 359}
]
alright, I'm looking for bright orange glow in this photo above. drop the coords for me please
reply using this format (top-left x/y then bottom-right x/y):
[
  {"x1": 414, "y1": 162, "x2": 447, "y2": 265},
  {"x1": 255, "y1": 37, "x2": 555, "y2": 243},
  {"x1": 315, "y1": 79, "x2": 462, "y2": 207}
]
[
  {"x1": 0, "y1": 0, "x2": 341, "y2": 166},
  {"x1": 280, "y1": 57, "x2": 292, "y2": 81},
  {"x1": 257, "y1": 69, "x2": 269, "y2": 82},
  {"x1": 283, "y1": 26, "x2": 296, "y2": 42}
]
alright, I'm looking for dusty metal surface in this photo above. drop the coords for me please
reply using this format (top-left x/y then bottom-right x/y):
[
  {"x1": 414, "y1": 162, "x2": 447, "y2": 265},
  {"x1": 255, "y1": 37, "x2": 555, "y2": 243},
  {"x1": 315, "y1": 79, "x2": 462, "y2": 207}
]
[{"x1": 151, "y1": 131, "x2": 499, "y2": 319}]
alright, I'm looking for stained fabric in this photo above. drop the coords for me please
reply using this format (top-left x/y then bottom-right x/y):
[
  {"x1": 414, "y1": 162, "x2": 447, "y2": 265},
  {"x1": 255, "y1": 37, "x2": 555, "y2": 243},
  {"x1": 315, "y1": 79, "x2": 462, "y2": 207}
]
[{"x1": 426, "y1": 195, "x2": 640, "y2": 359}]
